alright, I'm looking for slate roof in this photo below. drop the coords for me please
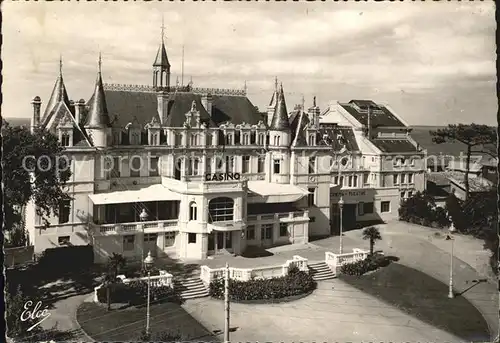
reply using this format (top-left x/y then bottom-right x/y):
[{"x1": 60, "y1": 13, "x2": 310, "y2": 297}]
[
  {"x1": 153, "y1": 41, "x2": 170, "y2": 68},
  {"x1": 340, "y1": 100, "x2": 406, "y2": 127},
  {"x1": 41, "y1": 74, "x2": 73, "y2": 126},
  {"x1": 317, "y1": 125, "x2": 359, "y2": 152},
  {"x1": 269, "y1": 85, "x2": 291, "y2": 131},
  {"x1": 85, "y1": 72, "x2": 112, "y2": 128},
  {"x1": 95, "y1": 90, "x2": 261, "y2": 128},
  {"x1": 370, "y1": 139, "x2": 418, "y2": 153}
]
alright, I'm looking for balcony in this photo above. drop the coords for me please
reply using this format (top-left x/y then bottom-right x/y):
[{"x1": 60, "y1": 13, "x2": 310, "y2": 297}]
[
  {"x1": 246, "y1": 211, "x2": 309, "y2": 223},
  {"x1": 93, "y1": 219, "x2": 178, "y2": 236},
  {"x1": 207, "y1": 220, "x2": 245, "y2": 232},
  {"x1": 162, "y1": 176, "x2": 246, "y2": 194}
]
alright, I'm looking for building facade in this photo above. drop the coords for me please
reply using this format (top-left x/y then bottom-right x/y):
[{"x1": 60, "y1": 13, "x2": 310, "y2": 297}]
[{"x1": 26, "y1": 33, "x2": 426, "y2": 263}]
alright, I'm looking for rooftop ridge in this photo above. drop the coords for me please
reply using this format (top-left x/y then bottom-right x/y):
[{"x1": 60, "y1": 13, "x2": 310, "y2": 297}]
[{"x1": 103, "y1": 83, "x2": 247, "y2": 96}]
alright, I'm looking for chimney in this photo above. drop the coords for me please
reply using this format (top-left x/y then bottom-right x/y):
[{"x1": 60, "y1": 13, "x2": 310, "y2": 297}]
[
  {"x1": 308, "y1": 96, "x2": 320, "y2": 128},
  {"x1": 201, "y1": 93, "x2": 213, "y2": 117},
  {"x1": 75, "y1": 99, "x2": 86, "y2": 125},
  {"x1": 31, "y1": 96, "x2": 42, "y2": 133}
]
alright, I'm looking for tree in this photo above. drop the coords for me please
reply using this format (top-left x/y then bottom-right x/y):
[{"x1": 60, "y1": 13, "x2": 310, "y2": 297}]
[
  {"x1": 399, "y1": 191, "x2": 437, "y2": 226},
  {"x1": 430, "y1": 124, "x2": 496, "y2": 200},
  {"x1": 2, "y1": 121, "x2": 72, "y2": 235},
  {"x1": 108, "y1": 253, "x2": 126, "y2": 279},
  {"x1": 362, "y1": 227, "x2": 382, "y2": 255}
]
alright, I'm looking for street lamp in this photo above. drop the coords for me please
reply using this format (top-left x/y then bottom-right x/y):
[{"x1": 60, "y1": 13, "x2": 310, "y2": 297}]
[
  {"x1": 446, "y1": 219, "x2": 456, "y2": 299},
  {"x1": 144, "y1": 251, "x2": 155, "y2": 335},
  {"x1": 338, "y1": 196, "x2": 344, "y2": 254},
  {"x1": 140, "y1": 208, "x2": 149, "y2": 269}
]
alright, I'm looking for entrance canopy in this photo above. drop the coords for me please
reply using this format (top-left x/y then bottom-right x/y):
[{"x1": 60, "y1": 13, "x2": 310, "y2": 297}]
[
  {"x1": 89, "y1": 184, "x2": 181, "y2": 205},
  {"x1": 247, "y1": 181, "x2": 310, "y2": 203}
]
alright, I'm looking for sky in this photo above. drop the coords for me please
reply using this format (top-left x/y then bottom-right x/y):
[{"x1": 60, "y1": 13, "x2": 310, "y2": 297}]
[{"x1": 2, "y1": 1, "x2": 497, "y2": 126}]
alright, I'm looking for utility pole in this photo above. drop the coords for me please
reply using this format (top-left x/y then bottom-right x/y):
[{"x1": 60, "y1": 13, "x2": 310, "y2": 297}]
[{"x1": 224, "y1": 262, "x2": 230, "y2": 343}]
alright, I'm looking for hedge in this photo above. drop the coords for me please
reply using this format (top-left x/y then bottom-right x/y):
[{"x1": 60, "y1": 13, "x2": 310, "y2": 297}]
[
  {"x1": 340, "y1": 255, "x2": 393, "y2": 276},
  {"x1": 37, "y1": 245, "x2": 94, "y2": 274},
  {"x1": 209, "y1": 266, "x2": 316, "y2": 301},
  {"x1": 97, "y1": 280, "x2": 182, "y2": 305}
]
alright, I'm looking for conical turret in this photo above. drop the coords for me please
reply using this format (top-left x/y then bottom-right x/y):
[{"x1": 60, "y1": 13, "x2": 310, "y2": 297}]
[
  {"x1": 270, "y1": 83, "x2": 290, "y2": 131},
  {"x1": 85, "y1": 54, "x2": 111, "y2": 129},
  {"x1": 153, "y1": 17, "x2": 171, "y2": 89},
  {"x1": 41, "y1": 57, "x2": 71, "y2": 125}
]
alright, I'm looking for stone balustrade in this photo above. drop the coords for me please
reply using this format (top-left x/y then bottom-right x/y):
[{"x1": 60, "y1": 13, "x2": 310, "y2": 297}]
[
  {"x1": 246, "y1": 211, "x2": 309, "y2": 223},
  {"x1": 200, "y1": 255, "x2": 309, "y2": 286},
  {"x1": 94, "y1": 219, "x2": 178, "y2": 235},
  {"x1": 325, "y1": 248, "x2": 369, "y2": 274}
]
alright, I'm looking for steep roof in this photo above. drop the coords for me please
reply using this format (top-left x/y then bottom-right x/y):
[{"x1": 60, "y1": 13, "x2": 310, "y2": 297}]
[
  {"x1": 317, "y1": 125, "x2": 359, "y2": 152},
  {"x1": 85, "y1": 72, "x2": 112, "y2": 128},
  {"x1": 153, "y1": 41, "x2": 170, "y2": 68},
  {"x1": 269, "y1": 84, "x2": 290, "y2": 131},
  {"x1": 99, "y1": 90, "x2": 261, "y2": 128},
  {"x1": 291, "y1": 109, "x2": 309, "y2": 147},
  {"x1": 340, "y1": 101, "x2": 406, "y2": 127},
  {"x1": 370, "y1": 138, "x2": 418, "y2": 153},
  {"x1": 41, "y1": 74, "x2": 72, "y2": 126}
]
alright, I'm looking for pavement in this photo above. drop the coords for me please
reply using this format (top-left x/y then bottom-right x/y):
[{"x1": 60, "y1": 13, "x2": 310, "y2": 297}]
[{"x1": 37, "y1": 220, "x2": 499, "y2": 342}]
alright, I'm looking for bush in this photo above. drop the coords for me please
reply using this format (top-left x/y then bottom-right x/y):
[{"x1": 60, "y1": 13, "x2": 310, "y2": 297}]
[
  {"x1": 137, "y1": 329, "x2": 182, "y2": 342},
  {"x1": 209, "y1": 268, "x2": 316, "y2": 301},
  {"x1": 399, "y1": 191, "x2": 452, "y2": 229},
  {"x1": 97, "y1": 281, "x2": 181, "y2": 306},
  {"x1": 340, "y1": 255, "x2": 391, "y2": 276}
]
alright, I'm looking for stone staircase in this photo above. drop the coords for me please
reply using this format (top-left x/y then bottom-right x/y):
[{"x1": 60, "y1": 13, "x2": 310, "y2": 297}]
[
  {"x1": 308, "y1": 261, "x2": 336, "y2": 281},
  {"x1": 174, "y1": 275, "x2": 210, "y2": 300}
]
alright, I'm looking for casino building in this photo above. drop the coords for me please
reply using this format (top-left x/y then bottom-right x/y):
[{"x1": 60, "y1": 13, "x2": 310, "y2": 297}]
[{"x1": 25, "y1": 31, "x2": 426, "y2": 263}]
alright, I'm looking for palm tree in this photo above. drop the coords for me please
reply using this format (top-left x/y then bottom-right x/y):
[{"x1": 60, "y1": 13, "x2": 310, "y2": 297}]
[
  {"x1": 362, "y1": 226, "x2": 382, "y2": 255},
  {"x1": 108, "y1": 253, "x2": 126, "y2": 279}
]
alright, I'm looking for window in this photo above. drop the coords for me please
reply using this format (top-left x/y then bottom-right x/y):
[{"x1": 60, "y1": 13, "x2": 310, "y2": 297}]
[
  {"x1": 308, "y1": 134, "x2": 315, "y2": 146},
  {"x1": 408, "y1": 173, "x2": 413, "y2": 183},
  {"x1": 364, "y1": 202, "x2": 374, "y2": 214},
  {"x1": 246, "y1": 225, "x2": 255, "y2": 240},
  {"x1": 150, "y1": 133, "x2": 159, "y2": 146},
  {"x1": 308, "y1": 188, "x2": 315, "y2": 207},
  {"x1": 261, "y1": 224, "x2": 273, "y2": 239},
  {"x1": 339, "y1": 176, "x2": 344, "y2": 186},
  {"x1": 131, "y1": 132, "x2": 140, "y2": 145},
  {"x1": 274, "y1": 135, "x2": 281, "y2": 146},
  {"x1": 149, "y1": 156, "x2": 159, "y2": 177},
  {"x1": 273, "y1": 159, "x2": 281, "y2": 174},
  {"x1": 193, "y1": 158, "x2": 199, "y2": 175},
  {"x1": 226, "y1": 156, "x2": 234, "y2": 173},
  {"x1": 190, "y1": 134, "x2": 198, "y2": 146},
  {"x1": 348, "y1": 175, "x2": 353, "y2": 187},
  {"x1": 279, "y1": 223, "x2": 288, "y2": 237},
  {"x1": 206, "y1": 157, "x2": 212, "y2": 175},
  {"x1": 123, "y1": 235, "x2": 135, "y2": 251},
  {"x1": 381, "y1": 201, "x2": 390, "y2": 213},
  {"x1": 209, "y1": 197, "x2": 234, "y2": 222},
  {"x1": 259, "y1": 133, "x2": 265, "y2": 145},
  {"x1": 58, "y1": 200, "x2": 71, "y2": 224},
  {"x1": 309, "y1": 217, "x2": 316, "y2": 223},
  {"x1": 165, "y1": 232, "x2": 175, "y2": 247},
  {"x1": 225, "y1": 134, "x2": 232, "y2": 145},
  {"x1": 58, "y1": 236, "x2": 70, "y2": 246},
  {"x1": 189, "y1": 202, "x2": 197, "y2": 221},
  {"x1": 353, "y1": 175, "x2": 358, "y2": 188},
  {"x1": 250, "y1": 132, "x2": 256, "y2": 144},
  {"x1": 401, "y1": 174, "x2": 406, "y2": 184},
  {"x1": 112, "y1": 157, "x2": 121, "y2": 177},
  {"x1": 188, "y1": 233, "x2": 197, "y2": 244},
  {"x1": 242, "y1": 156, "x2": 250, "y2": 174},
  {"x1": 363, "y1": 174, "x2": 369, "y2": 185},
  {"x1": 258, "y1": 156, "x2": 265, "y2": 173},
  {"x1": 61, "y1": 133, "x2": 70, "y2": 146},
  {"x1": 130, "y1": 156, "x2": 141, "y2": 177},
  {"x1": 358, "y1": 202, "x2": 364, "y2": 216},
  {"x1": 144, "y1": 233, "x2": 157, "y2": 242},
  {"x1": 334, "y1": 176, "x2": 339, "y2": 185},
  {"x1": 393, "y1": 174, "x2": 399, "y2": 185},
  {"x1": 308, "y1": 157, "x2": 316, "y2": 174}
]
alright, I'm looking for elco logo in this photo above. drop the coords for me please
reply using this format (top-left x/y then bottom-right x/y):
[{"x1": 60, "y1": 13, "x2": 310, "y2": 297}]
[{"x1": 21, "y1": 300, "x2": 51, "y2": 332}]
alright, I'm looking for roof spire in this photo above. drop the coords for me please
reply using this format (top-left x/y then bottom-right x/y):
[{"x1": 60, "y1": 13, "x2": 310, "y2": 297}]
[
  {"x1": 275, "y1": 76, "x2": 278, "y2": 92},
  {"x1": 313, "y1": 96, "x2": 316, "y2": 107},
  {"x1": 153, "y1": 17, "x2": 171, "y2": 69},
  {"x1": 59, "y1": 54, "x2": 63, "y2": 75},
  {"x1": 270, "y1": 82, "x2": 290, "y2": 131},
  {"x1": 301, "y1": 94, "x2": 305, "y2": 111},
  {"x1": 161, "y1": 14, "x2": 165, "y2": 42},
  {"x1": 98, "y1": 52, "x2": 102, "y2": 73}
]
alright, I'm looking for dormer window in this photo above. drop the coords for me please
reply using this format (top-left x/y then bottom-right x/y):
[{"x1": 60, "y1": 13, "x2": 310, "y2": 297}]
[
  {"x1": 250, "y1": 132, "x2": 256, "y2": 144},
  {"x1": 113, "y1": 131, "x2": 121, "y2": 145},
  {"x1": 149, "y1": 133, "x2": 159, "y2": 146},
  {"x1": 242, "y1": 133, "x2": 249, "y2": 145},
  {"x1": 130, "y1": 131, "x2": 141, "y2": 145},
  {"x1": 61, "y1": 133, "x2": 70, "y2": 147},
  {"x1": 274, "y1": 135, "x2": 280, "y2": 146}
]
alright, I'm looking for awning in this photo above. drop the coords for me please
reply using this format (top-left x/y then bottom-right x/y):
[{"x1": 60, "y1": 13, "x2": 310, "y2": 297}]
[
  {"x1": 247, "y1": 181, "x2": 310, "y2": 203},
  {"x1": 89, "y1": 184, "x2": 181, "y2": 205}
]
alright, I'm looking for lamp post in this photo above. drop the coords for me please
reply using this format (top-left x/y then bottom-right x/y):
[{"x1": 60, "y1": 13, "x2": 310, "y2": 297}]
[
  {"x1": 139, "y1": 208, "x2": 148, "y2": 270},
  {"x1": 144, "y1": 251, "x2": 155, "y2": 335},
  {"x1": 446, "y1": 219, "x2": 456, "y2": 299},
  {"x1": 338, "y1": 196, "x2": 344, "y2": 254}
]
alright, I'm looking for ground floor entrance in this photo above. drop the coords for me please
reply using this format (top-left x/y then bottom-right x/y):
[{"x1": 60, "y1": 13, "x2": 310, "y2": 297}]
[
  {"x1": 208, "y1": 231, "x2": 233, "y2": 255},
  {"x1": 331, "y1": 203, "x2": 357, "y2": 234}
]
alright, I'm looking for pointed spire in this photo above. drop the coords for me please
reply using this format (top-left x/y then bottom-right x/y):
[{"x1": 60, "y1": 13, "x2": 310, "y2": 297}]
[
  {"x1": 313, "y1": 96, "x2": 317, "y2": 108},
  {"x1": 153, "y1": 17, "x2": 170, "y2": 68},
  {"x1": 41, "y1": 57, "x2": 71, "y2": 124},
  {"x1": 301, "y1": 94, "x2": 305, "y2": 111},
  {"x1": 85, "y1": 54, "x2": 111, "y2": 129},
  {"x1": 270, "y1": 83, "x2": 290, "y2": 131},
  {"x1": 292, "y1": 108, "x2": 309, "y2": 147},
  {"x1": 268, "y1": 77, "x2": 279, "y2": 107}
]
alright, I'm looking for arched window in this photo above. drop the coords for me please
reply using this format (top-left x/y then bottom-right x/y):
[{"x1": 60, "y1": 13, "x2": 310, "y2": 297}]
[
  {"x1": 259, "y1": 133, "x2": 265, "y2": 145},
  {"x1": 208, "y1": 197, "x2": 234, "y2": 222},
  {"x1": 276, "y1": 135, "x2": 280, "y2": 146},
  {"x1": 61, "y1": 133, "x2": 70, "y2": 147},
  {"x1": 189, "y1": 202, "x2": 197, "y2": 221}
]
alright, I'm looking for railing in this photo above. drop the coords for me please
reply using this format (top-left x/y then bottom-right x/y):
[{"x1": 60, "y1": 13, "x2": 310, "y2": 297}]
[
  {"x1": 94, "y1": 270, "x2": 173, "y2": 302},
  {"x1": 246, "y1": 211, "x2": 309, "y2": 223},
  {"x1": 199, "y1": 256, "x2": 309, "y2": 286},
  {"x1": 325, "y1": 248, "x2": 369, "y2": 273},
  {"x1": 103, "y1": 83, "x2": 246, "y2": 96},
  {"x1": 95, "y1": 219, "x2": 178, "y2": 235}
]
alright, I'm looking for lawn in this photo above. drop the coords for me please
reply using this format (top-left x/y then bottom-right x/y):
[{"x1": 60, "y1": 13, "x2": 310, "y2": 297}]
[
  {"x1": 339, "y1": 262, "x2": 490, "y2": 342},
  {"x1": 76, "y1": 301, "x2": 219, "y2": 342}
]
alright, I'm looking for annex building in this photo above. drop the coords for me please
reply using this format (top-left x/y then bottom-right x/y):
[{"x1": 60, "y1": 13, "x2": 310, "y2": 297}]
[{"x1": 25, "y1": 31, "x2": 426, "y2": 263}]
